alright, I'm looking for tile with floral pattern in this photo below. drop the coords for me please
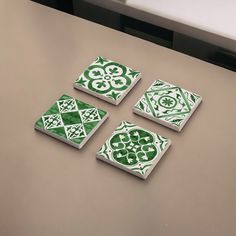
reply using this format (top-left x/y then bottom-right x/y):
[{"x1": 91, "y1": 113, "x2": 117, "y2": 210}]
[
  {"x1": 133, "y1": 80, "x2": 202, "y2": 131},
  {"x1": 74, "y1": 56, "x2": 141, "y2": 105},
  {"x1": 35, "y1": 94, "x2": 108, "y2": 148},
  {"x1": 97, "y1": 121, "x2": 171, "y2": 179}
]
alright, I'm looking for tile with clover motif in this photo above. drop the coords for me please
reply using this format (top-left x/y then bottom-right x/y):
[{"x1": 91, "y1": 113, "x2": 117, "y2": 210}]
[
  {"x1": 96, "y1": 121, "x2": 171, "y2": 179},
  {"x1": 35, "y1": 94, "x2": 108, "y2": 149},
  {"x1": 74, "y1": 56, "x2": 141, "y2": 105},
  {"x1": 133, "y1": 80, "x2": 202, "y2": 132}
]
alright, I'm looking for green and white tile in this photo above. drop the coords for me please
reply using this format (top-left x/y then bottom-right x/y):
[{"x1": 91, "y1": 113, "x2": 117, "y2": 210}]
[
  {"x1": 35, "y1": 94, "x2": 108, "y2": 149},
  {"x1": 74, "y1": 56, "x2": 141, "y2": 105},
  {"x1": 133, "y1": 80, "x2": 202, "y2": 132},
  {"x1": 97, "y1": 121, "x2": 171, "y2": 179}
]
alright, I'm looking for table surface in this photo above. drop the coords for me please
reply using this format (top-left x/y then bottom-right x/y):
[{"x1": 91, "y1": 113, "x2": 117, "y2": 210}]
[
  {"x1": 86, "y1": 0, "x2": 236, "y2": 52},
  {"x1": 1, "y1": 1, "x2": 236, "y2": 235}
]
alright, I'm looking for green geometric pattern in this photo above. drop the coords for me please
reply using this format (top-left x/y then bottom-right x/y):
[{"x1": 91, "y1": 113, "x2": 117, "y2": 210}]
[
  {"x1": 97, "y1": 121, "x2": 170, "y2": 179},
  {"x1": 74, "y1": 56, "x2": 141, "y2": 104},
  {"x1": 35, "y1": 94, "x2": 107, "y2": 148},
  {"x1": 133, "y1": 80, "x2": 202, "y2": 130}
]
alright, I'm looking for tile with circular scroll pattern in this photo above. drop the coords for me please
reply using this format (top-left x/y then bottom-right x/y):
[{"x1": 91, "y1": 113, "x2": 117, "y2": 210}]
[
  {"x1": 35, "y1": 94, "x2": 108, "y2": 149},
  {"x1": 133, "y1": 80, "x2": 202, "y2": 132},
  {"x1": 96, "y1": 121, "x2": 171, "y2": 179},
  {"x1": 74, "y1": 56, "x2": 141, "y2": 105}
]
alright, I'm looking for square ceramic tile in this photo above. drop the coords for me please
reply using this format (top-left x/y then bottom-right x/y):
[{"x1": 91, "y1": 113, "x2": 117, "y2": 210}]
[
  {"x1": 97, "y1": 121, "x2": 171, "y2": 179},
  {"x1": 74, "y1": 56, "x2": 141, "y2": 105},
  {"x1": 35, "y1": 94, "x2": 108, "y2": 149},
  {"x1": 133, "y1": 80, "x2": 202, "y2": 132}
]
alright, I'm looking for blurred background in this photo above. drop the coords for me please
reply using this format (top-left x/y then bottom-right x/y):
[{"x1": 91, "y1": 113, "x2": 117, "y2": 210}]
[{"x1": 32, "y1": 0, "x2": 236, "y2": 72}]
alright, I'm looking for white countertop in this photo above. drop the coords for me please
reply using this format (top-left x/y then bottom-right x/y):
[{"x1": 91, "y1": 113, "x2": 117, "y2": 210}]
[
  {"x1": 86, "y1": 0, "x2": 236, "y2": 52},
  {"x1": 127, "y1": 0, "x2": 236, "y2": 42}
]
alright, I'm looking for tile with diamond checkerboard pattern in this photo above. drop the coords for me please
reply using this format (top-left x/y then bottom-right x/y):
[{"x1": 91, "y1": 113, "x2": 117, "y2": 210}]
[{"x1": 35, "y1": 94, "x2": 108, "y2": 148}]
